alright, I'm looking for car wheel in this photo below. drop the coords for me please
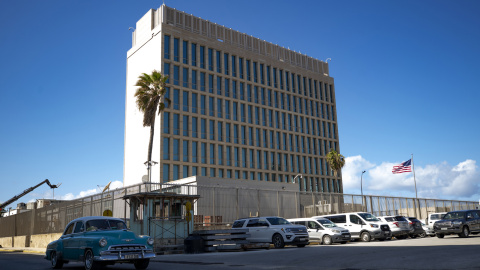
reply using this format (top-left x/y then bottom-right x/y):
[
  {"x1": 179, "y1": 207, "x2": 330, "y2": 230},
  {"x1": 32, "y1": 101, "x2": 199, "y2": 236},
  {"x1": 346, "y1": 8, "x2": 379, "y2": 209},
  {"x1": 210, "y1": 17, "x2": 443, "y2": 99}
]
[
  {"x1": 84, "y1": 249, "x2": 97, "y2": 270},
  {"x1": 419, "y1": 232, "x2": 426, "y2": 238},
  {"x1": 459, "y1": 226, "x2": 470, "y2": 238},
  {"x1": 436, "y1": 234, "x2": 444, "y2": 238},
  {"x1": 134, "y1": 259, "x2": 150, "y2": 270},
  {"x1": 296, "y1": 244, "x2": 306, "y2": 248},
  {"x1": 340, "y1": 241, "x2": 347, "y2": 244},
  {"x1": 272, "y1": 234, "x2": 285, "y2": 249},
  {"x1": 51, "y1": 251, "x2": 64, "y2": 269},
  {"x1": 361, "y1": 232, "x2": 371, "y2": 242},
  {"x1": 322, "y1": 235, "x2": 332, "y2": 245},
  {"x1": 410, "y1": 234, "x2": 417, "y2": 239}
]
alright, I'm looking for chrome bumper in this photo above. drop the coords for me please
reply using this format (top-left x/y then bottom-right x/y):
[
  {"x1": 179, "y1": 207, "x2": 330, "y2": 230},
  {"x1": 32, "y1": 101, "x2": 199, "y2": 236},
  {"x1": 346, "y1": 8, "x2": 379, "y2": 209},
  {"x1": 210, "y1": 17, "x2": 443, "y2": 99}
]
[{"x1": 95, "y1": 250, "x2": 155, "y2": 261}]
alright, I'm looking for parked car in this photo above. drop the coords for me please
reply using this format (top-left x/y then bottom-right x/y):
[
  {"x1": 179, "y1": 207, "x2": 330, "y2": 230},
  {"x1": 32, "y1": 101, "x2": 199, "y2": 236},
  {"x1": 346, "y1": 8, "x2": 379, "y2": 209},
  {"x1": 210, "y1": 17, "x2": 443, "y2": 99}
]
[
  {"x1": 317, "y1": 212, "x2": 391, "y2": 242},
  {"x1": 232, "y1": 216, "x2": 309, "y2": 248},
  {"x1": 404, "y1": 217, "x2": 425, "y2": 238},
  {"x1": 423, "y1": 212, "x2": 447, "y2": 231},
  {"x1": 434, "y1": 210, "x2": 480, "y2": 238},
  {"x1": 45, "y1": 216, "x2": 155, "y2": 270},
  {"x1": 377, "y1": 216, "x2": 410, "y2": 239},
  {"x1": 421, "y1": 222, "x2": 435, "y2": 237},
  {"x1": 288, "y1": 217, "x2": 351, "y2": 245}
]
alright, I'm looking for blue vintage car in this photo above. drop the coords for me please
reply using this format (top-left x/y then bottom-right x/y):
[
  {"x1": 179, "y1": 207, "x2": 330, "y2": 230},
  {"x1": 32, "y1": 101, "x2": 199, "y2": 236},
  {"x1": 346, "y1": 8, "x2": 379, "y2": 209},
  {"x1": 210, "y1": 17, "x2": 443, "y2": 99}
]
[{"x1": 45, "y1": 216, "x2": 155, "y2": 270}]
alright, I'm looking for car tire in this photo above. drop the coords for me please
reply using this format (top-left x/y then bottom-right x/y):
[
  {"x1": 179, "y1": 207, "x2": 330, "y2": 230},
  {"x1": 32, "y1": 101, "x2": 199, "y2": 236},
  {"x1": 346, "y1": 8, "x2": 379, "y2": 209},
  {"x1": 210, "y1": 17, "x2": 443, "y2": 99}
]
[
  {"x1": 84, "y1": 249, "x2": 97, "y2": 270},
  {"x1": 50, "y1": 251, "x2": 64, "y2": 269},
  {"x1": 459, "y1": 226, "x2": 470, "y2": 238},
  {"x1": 272, "y1": 234, "x2": 285, "y2": 249},
  {"x1": 296, "y1": 244, "x2": 306, "y2": 248},
  {"x1": 410, "y1": 234, "x2": 417, "y2": 239},
  {"x1": 340, "y1": 241, "x2": 347, "y2": 244},
  {"x1": 134, "y1": 259, "x2": 150, "y2": 270},
  {"x1": 419, "y1": 232, "x2": 426, "y2": 238},
  {"x1": 322, "y1": 235, "x2": 332, "y2": 245},
  {"x1": 360, "y1": 232, "x2": 371, "y2": 242},
  {"x1": 436, "y1": 234, "x2": 444, "y2": 238}
]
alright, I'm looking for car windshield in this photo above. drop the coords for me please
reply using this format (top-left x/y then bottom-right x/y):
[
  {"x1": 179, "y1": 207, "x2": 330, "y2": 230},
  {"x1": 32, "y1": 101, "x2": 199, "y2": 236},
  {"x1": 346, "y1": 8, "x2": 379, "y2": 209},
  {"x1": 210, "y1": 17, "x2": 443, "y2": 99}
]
[
  {"x1": 430, "y1": 214, "x2": 443, "y2": 220},
  {"x1": 394, "y1": 216, "x2": 407, "y2": 222},
  {"x1": 443, "y1": 212, "x2": 466, "y2": 220},
  {"x1": 86, "y1": 219, "x2": 127, "y2": 231},
  {"x1": 358, "y1": 213, "x2": 380, "y2": 222},
  {"x1": 317, "y1": 219, "x2": 337, "y2": 228},
  {"x1": 266, "y1": 217, "x2": 291, "y2": 225}
]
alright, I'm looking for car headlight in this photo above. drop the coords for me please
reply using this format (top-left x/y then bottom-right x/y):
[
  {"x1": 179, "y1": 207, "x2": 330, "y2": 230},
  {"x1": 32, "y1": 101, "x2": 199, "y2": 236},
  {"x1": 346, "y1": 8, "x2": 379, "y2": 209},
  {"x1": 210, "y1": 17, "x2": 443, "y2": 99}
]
[
  {"x1": 370, "y1": 224, "x2": 379, "y2": 228},
  {"x1": 331, "y1": 229, "x2": 341, "y2": 234},
  {"x1": 281, "y1": 228, "x2": 292, "y2": 233},
  {"x1": 99, "y1": 238, "x2": 107, "y2": 247},
  {"x1": 453, "y1": 221, "x2": 463, "y2": 225},
  {"x1": 147, "y1": 237, "x2": 154, "y2": 246}
]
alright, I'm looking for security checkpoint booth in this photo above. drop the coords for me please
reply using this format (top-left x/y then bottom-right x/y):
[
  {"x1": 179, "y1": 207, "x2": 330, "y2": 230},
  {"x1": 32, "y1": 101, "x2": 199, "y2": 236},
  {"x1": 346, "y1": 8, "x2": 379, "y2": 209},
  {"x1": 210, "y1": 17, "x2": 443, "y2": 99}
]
[{"x1": 123, "y1": 192, "x2": 200, "y2": 251}]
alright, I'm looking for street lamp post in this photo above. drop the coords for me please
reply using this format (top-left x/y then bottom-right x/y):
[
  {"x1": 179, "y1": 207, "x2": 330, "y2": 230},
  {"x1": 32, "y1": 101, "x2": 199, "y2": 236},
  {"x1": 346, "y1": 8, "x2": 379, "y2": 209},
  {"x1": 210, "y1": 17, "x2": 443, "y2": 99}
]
[{"x1": 361, "y1": 170, "x2": 366, "y2": 211}]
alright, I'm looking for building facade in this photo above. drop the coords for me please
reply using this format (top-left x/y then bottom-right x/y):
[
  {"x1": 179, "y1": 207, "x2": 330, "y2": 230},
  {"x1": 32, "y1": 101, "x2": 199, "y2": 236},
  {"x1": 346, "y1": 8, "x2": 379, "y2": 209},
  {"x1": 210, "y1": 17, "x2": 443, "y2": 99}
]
[{"x1": 125, "y1": 5, "x2": 341, "y2": 192}]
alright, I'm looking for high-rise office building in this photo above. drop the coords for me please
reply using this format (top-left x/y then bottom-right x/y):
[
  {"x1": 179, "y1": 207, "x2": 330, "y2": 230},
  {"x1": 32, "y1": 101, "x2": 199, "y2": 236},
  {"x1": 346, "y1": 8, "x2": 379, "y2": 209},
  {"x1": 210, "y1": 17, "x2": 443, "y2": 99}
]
[{"x1": 124, "y1": 5, "x2": 341, "y2": 192}]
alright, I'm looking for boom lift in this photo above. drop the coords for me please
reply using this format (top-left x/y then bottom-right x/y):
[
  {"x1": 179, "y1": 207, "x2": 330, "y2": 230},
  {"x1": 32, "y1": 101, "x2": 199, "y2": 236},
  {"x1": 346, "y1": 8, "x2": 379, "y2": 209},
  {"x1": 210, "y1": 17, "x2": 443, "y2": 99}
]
[{"x1": 0, "y1": 179, "x2": 60, "y2": 213}]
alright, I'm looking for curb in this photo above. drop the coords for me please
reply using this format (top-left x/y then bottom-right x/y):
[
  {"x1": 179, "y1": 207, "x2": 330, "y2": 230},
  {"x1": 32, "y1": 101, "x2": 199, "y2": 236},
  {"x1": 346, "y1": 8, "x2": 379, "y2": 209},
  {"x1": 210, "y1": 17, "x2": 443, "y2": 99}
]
[{"x1": 0, "y1": 249, "x2": 45, "y2": 254}]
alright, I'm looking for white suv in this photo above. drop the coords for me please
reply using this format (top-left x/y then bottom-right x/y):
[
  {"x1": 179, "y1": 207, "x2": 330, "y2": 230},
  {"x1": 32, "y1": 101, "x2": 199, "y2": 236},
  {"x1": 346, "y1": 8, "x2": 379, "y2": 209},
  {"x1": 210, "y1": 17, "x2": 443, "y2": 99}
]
[{"x1": 232, "y1": 216, "x2": 309, "y2": 248}]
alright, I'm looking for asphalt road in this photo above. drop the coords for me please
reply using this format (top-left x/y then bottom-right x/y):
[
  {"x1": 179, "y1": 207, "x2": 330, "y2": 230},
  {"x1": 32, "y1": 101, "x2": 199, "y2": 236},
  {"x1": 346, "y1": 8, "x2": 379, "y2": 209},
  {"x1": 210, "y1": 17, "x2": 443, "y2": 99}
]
[{"x1": 2, "y1": 235, "x2": 480, "y2": 270}]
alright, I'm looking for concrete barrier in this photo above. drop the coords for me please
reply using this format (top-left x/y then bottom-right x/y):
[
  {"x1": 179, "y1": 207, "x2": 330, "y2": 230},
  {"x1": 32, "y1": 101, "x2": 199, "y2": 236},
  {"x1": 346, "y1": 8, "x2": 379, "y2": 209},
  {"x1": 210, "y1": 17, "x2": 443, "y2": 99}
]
[{"x1": 0, "y1": 233, "x2": 62, "y2": 249}]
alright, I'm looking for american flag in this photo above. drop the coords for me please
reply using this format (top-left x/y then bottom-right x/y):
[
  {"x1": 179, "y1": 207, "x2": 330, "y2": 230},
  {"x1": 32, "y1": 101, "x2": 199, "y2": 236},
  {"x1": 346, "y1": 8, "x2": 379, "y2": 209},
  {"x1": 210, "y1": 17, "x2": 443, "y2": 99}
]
[{"x1": 392, "y1": 159, "x2": 412, "y2": 174}]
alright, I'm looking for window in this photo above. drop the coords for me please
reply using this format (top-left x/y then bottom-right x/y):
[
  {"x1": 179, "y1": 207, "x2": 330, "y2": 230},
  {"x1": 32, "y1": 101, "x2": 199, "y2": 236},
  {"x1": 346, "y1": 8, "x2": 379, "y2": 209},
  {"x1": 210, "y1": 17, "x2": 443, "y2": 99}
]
[
  {"x1": 200, "y1": 72, "x2": 205, "y2": 91},
  {"x1": 192, "y1": 117, "x2": 197, "y2": 137},
  {"x1": 217, "y1": 76, "x2": 222, "y2": 95},
  {"x1": 183, "y1": 141, "x2": 189, "y2": 162},
  {"x1": 183, "y1": 115, "x2": 189, "y2": 136},
  {"x1": 216, "y1": 50, "x2": 221, "y2": 73},
  {"x1": 162, "y1": 138, "x2": 170, "y2": 160},
  {"x1": 239, "y1": 57, "x2": 244, "y2": 79},
  {"x1": 260, "y1": 63, "x2": 264, "y2": 84},
  {"x1": 201, "y1": 118, "x2": 206, "y2": 139},
  {"x1": 246, "y1": 59, "x2": 251, "y2": 81},
  {"x1": 191, "y1": 70, "x2": 197, "y2": 89},
  {"x1": 210, "y1": 144, "x2": 215, "y2": 164},
  {"x1": 163, "y1": 164, "x2": 169, "y2": 182},
  {"x1": 164, "y1": 35, "x2": 170, "y2": 59},
  {"x1": 201, "y1": 142, "x2": 207, "y2": 163},
  {"x1": 182, "y1": 40, "x2": 188, "y2": 64},
  {"x1": 173, "y1": 65, "x2": 179, "y2": 85},
  {"x1": 231, "y1": 80, "x2": 236, "y2": 98},
  {"x1": 225, "y1": 78, "x2": 230, "y2": 97},
  {"x1": 209, "y1": 74, "x2": 214, "y2": 93},
  {"x1": 266, "y1": 65, "x2": 271, "y2": 86},
  {"x1": 208, "y1": 48, "x2": 213, "y2": 71},
  {"x1": 200, "y1": 46, "x2": 205, "y2": 68},
  {"x1": 191, "y1": 43, "x2": 197, "y2": 66},
  {"x1": 225, "y1": 100, "x2": 230, "y2": 119},
  {"x1": 209, "y1": 96, "x2": 214, "y2": 117},
  {"x1": 192, "y1": 141, "x2": 198, "y2": 163},
  {"x1": 218, "y1": 145, "x2": 224, "y2": 165},
  {"x1": 163, "y1": 63, "x2": 170, "y2": 84},
  {"x1": 173, "y1": 139, "x2": 179, "y2": 161},
  {"x1": 218, "y1": 122, "x2": 223, "y2": 141},
  {"x1": 226, "y1": 123, "x2": 231, "y2": 143},
  {"x1": 224, "y1": 53, "x2": 229, "y2": 75},
  {"x1": 173, "y1": 38, "x2": 179, "y2": 62},
  {"x1": 209, "y1": 120, "x2": 215, "y2": 140},
  {"x1": 217, "y1": 99, "x2": 223, "y2": 118},
  {"x1": 183, "y1": 91, "x2": 189, "y2": 112},
  {"x1": 200, "y1": 95, "x2": 206, "y2": 115},
  {"x1": 191, "y1": 93, "x2": 197, "y2": 113},
  {"x1": 163, "y1": 112, "x2": 169, "y2": 133},
  {"x1": 173, "y1": 113, "x2": 179, "y2": 135},
  {"x1": 183, "y1": 165, "x2": 188, "y2": 178},
  {"x1": 231, "y1": 55, "x2": 236, "y2": 77}
]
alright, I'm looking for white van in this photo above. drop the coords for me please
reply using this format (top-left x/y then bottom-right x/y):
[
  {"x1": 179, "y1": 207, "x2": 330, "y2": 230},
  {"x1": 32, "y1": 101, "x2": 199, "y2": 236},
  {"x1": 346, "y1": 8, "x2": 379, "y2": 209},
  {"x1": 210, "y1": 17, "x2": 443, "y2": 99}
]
[
  {"x1": 288, "y1": 217, "x2": 351, "y2": 245},
  {"x1": 423, "y1": 212, "x2": 447, "y2": 230},
  {"x1": 317, "y1": 212, "x2": 391, "y2": 242}
]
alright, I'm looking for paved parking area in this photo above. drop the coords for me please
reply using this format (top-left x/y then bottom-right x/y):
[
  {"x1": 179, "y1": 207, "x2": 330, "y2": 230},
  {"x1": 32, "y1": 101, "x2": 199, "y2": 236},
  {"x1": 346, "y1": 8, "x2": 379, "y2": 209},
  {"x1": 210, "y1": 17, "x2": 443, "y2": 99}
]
[{"x1": 151, "y1": 235, "x2": 480, "y2": 270}]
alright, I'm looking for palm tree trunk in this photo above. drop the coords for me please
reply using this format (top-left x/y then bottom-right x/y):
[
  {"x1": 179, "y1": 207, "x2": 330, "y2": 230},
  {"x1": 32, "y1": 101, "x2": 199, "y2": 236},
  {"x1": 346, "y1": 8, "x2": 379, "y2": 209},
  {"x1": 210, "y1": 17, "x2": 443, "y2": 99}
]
[{"x1": 147, "y1": 117, "x2": 155, "y2": 187}]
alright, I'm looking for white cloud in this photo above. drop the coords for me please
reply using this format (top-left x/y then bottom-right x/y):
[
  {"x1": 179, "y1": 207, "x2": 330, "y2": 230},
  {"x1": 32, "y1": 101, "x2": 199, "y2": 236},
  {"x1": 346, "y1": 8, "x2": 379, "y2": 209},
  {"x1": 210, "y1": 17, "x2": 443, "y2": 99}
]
[{"x1": 342, "y1": 156, "x2": 480, "y2": 201}]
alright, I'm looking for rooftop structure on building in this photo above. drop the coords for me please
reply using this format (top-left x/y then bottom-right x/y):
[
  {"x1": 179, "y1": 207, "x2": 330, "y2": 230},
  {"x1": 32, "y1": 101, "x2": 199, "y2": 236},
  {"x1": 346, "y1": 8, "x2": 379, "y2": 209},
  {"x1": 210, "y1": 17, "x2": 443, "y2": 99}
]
[{"x1": 124, "y1": 4, "x2": 341, "y2": 193}]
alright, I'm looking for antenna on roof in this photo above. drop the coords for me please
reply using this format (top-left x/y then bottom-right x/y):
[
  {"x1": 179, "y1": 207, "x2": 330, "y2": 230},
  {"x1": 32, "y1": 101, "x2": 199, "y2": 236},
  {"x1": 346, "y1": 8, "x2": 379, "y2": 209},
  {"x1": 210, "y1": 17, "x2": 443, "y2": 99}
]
[{"x1": 102, "y1": 181, "x2": 112, "y2": 193}]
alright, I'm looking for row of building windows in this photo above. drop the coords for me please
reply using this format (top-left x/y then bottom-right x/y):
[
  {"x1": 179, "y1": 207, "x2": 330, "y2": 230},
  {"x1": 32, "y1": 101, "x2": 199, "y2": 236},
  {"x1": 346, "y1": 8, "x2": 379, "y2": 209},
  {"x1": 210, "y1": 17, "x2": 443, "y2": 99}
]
[
  {"x1": 164, "y1": 35, "x2": 335, "y2": 103},
  {"x1": 162, "y1": 163, "x2": 341, "y2": 193},
  {"x1": 163, "y1": 112, "x2": 338, "y2": 148},
  {"x1": 161, "y1": 138, "x2": 337, "y2": 176},
  {"x1": 162, "y1": 73, "x2": 336, "y2": 120}
]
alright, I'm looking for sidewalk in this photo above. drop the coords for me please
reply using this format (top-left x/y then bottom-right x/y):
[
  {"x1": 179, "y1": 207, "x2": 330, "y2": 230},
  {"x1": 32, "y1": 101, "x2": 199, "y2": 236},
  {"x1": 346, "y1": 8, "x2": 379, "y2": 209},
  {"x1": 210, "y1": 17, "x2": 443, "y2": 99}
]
[{"x1": 0, "y1": 247, "x2": 45, "y2": 254}]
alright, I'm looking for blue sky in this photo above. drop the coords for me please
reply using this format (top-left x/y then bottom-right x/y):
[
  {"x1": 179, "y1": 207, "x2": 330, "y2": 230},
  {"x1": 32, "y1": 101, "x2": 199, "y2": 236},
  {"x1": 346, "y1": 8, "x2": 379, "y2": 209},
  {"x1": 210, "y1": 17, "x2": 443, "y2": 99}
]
[{"x1": 1, "y1": 0, "x2": 479, "y2": 209}]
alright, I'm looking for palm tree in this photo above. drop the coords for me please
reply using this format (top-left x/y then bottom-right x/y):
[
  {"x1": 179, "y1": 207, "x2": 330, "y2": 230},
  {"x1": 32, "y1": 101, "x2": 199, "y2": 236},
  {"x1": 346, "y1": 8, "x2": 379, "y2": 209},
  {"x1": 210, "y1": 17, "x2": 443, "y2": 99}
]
[
  {"x1": 326, "y1": 149, "x2": 345, "y2": 177},
  {"x1": 134, "y1": 70, "x2": 169, "y2": 184}
]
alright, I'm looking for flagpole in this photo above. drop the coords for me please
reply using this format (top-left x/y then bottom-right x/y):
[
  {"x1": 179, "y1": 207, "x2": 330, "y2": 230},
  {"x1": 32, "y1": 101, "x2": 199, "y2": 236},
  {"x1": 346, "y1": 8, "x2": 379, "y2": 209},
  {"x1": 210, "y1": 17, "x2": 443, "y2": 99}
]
[{"x1": 412, "y1": 153, "x2": 418, "y2": 199}]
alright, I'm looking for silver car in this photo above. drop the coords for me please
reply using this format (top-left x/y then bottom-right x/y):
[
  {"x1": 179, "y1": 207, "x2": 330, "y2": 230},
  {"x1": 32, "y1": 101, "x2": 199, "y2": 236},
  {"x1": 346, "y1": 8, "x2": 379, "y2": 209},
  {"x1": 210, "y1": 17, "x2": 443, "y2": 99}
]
[
  {"x1": 288, "y1": 217, "x2": 351, "y2": 245},
  {"x1": 378, "y1": 216, "x2": 410, "y2": 239}
]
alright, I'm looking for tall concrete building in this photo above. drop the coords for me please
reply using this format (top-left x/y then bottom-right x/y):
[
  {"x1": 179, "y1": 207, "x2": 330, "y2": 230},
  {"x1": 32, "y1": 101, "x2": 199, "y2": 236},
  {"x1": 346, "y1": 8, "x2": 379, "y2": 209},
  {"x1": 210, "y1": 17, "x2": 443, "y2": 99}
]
[{"x1": 124, "y1": 5, "x2": 341, "y2": 192}]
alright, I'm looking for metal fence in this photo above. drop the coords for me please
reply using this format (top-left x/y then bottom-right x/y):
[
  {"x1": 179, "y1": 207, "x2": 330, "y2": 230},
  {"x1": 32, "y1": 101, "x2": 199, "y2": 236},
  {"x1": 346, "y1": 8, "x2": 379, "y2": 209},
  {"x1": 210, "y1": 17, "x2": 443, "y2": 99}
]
[{"x1": 0, "y1": 182, "x2": 478, "y2": 238}]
